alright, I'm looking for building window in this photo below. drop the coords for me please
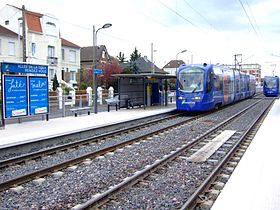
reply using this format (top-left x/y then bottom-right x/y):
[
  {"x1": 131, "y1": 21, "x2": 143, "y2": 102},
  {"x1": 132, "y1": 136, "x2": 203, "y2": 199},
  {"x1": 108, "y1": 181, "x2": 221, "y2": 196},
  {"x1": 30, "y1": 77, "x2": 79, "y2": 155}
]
[
  {"x1": 49, "y1": 69, "x2": 54, "y2": 80},
  {"x1": 31, "y1": 43, "x2": 36, "y2": 57},
  {"x1": 61, "y1": 49, "x2": 65, "y2": 60},
  {"x1": 46, "y1": 22, "x2": 57, "y2": 36},
  {"x1": 5, "y1": 20, "x2": 9, "y2": 25},
  {"x1": 8, "y1": 42, "x2": 15, "y2": 55},
  {"x1": 48, "y1": 45, "x2": 55, "y2": 57},
  {"x1": 69, "y1": 50, "x2": 76, "y2": 62},
  {"x1": 61, "y1": 68, "x2": 65, "y2": 80},
  {"x1": 70, "y1": 70, "x2": 76, "y2": 81}
]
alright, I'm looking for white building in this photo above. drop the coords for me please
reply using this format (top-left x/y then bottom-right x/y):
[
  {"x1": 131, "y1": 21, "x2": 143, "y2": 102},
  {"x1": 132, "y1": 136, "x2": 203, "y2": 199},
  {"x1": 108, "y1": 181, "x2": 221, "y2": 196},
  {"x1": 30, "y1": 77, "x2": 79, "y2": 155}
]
[
  {"x1": 0, "y1": 24, "x2": 21, "y2": 62},
  {"x1": 0, "y1": 4, "x2": 80, "y2": 89},
  {"x1": 61, "y1": 38, "x2": 80, "y2": 88},
  {"x1": 162, "y1": 60, "x2": 185, "y2": 75}
]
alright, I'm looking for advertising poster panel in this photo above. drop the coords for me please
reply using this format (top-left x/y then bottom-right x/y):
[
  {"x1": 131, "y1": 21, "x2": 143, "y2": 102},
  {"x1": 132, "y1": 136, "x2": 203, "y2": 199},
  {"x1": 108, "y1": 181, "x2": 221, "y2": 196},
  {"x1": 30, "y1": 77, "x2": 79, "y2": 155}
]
[
  {"x1": 4, "y1": 75, "x2": 28, "y2": 118},
  {"x1": 29, "y1": 76, "x2": 49, "y2": 115}
]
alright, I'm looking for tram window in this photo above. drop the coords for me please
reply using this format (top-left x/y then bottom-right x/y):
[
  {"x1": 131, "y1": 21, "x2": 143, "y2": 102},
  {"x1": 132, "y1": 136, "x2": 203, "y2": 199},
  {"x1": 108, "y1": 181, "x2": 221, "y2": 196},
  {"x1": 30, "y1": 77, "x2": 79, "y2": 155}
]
[
  {"x1": 206, "y1": 71, "x2": 212, "y2": 93},
  {"x1": 214, "y1": 74, "x2": 223, "y2": 91}
]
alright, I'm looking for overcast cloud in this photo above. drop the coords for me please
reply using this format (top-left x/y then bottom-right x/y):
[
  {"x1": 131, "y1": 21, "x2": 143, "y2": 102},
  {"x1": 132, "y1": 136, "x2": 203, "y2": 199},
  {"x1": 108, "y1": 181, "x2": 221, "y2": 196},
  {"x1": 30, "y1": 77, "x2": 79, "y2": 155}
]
[{"x1": 1, "y1": 0, "x2": 280, "y2": 76}]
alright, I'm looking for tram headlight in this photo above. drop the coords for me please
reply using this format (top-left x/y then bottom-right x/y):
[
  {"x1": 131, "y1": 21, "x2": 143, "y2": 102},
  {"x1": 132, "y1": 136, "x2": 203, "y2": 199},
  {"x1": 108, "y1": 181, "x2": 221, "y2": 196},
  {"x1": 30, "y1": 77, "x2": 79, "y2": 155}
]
[
  {"x1": 192, "y1": 96, "x2": 201, "y2": 100},
  {"x1": 178, "y1": 96, "x2": 184, "y2": 100}
]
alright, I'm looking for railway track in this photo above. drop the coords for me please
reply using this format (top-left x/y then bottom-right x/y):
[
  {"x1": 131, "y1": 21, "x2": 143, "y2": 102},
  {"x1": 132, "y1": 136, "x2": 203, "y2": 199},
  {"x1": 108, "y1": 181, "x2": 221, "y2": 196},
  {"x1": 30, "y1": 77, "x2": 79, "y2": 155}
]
[
  {"x1": 0, "y1": 112, "x2": 198, "y2": 191},
  {"x1": 0, "y1": 98, "x2": 271, "y2": 209},
  {"x1": 74, "y1": 99, "x2": 273, "y2": 209},
  {"x1": 0, "y1": 112, "x2": 182, "y2": 167},
  {"x1": 0, "y1": 111, "x2": 178, "y2": 159},
  {"x1": 181, "y1": 98, "x2": 274, "y2": 209}
]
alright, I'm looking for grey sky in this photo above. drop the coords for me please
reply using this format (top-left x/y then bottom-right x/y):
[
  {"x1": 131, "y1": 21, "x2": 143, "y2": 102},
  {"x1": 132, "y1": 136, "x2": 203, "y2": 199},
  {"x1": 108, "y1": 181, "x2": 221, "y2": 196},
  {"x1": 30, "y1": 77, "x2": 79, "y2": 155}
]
[{"x1": 0, "y1": 0, "x2": 280, "y2": 75}]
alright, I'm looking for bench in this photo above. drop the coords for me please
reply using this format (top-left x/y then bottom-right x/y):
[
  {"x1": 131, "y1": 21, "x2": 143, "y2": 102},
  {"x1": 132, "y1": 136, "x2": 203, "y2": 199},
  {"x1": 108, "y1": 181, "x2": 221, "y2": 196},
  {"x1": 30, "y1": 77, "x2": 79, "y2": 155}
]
[
  {"x1": 105, "y1": 96, "x2": 120, "y2": 112},
  {"x1": 126, "y1": 99, "x2": 143, "y2": 109},
  {"x1": 70, "y1": 107, "x2": 91, "y2": 117}
]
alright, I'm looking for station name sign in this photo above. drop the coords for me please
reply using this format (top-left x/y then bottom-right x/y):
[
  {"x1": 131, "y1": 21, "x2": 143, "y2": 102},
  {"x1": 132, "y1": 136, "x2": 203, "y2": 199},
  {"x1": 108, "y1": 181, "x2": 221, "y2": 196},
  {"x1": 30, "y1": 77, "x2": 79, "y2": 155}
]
[{"x1": 1, "y1": 62, "x2": 48, "y2": 75}]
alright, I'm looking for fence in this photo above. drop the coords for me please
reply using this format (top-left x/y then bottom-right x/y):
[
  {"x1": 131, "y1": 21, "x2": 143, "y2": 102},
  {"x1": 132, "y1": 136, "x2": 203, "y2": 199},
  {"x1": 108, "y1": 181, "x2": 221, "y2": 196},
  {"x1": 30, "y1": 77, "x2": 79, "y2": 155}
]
[{"x1": 1, "y1": 89, "x2": 176, "y2": 125}]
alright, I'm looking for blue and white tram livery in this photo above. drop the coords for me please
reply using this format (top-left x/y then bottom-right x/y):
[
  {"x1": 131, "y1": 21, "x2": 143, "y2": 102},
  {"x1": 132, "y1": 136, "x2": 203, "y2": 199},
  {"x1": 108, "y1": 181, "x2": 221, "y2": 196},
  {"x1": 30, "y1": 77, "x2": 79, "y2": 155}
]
[
  {"x1": 263, "y1": 76, "x2": 279, "y2": 97},
  {"x1": 176, "y1": 63, "x2": 256, "y2": 111}
]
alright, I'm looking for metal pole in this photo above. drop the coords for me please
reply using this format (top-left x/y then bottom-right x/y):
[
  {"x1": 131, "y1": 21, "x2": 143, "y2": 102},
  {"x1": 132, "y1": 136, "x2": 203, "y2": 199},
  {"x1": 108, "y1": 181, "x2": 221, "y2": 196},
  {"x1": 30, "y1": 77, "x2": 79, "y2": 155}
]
[
  {"x1": 18, "y1": 18, "x2": 21, "y2": 61},
  {"x1": 93, "y1": 25, "x2": 98, "y2": 114},
  {"x1": 0, "y1": 67, "x2": 5, "y2": 128},
  {"x1": 22, "y1": 5, "x2": 27, "y2": 62},
  {"x1": 175, "y1": 49, "x2": 187, "y2": 75},
  {"x1": 175, "y1": 52, "x2": 180, "y2": 76},
  {"x1": 151, "y1": 43, "x2": 154, "y2": 74}
]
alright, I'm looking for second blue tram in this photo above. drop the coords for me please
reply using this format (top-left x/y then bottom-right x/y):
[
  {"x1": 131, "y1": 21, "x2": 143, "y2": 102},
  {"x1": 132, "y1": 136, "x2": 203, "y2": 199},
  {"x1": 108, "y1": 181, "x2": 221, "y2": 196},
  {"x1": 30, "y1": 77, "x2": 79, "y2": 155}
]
[
  {"x1": 263, "y1": 76, "x2": 279, "y2": 97},
  {"x1": 176, "y1": 63, "x2": 256, "y2": 111}
]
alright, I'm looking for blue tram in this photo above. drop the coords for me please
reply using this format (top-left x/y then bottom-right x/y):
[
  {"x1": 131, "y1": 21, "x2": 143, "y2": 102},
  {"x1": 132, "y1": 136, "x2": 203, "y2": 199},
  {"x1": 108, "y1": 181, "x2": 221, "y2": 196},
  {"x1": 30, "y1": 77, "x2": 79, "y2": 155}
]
[
  {"x1": 176, "y1": 63, "x2": 256, "y2": 111},
  {"x1": 263, "y1": 76, "x2": 279, "y2": 97}
]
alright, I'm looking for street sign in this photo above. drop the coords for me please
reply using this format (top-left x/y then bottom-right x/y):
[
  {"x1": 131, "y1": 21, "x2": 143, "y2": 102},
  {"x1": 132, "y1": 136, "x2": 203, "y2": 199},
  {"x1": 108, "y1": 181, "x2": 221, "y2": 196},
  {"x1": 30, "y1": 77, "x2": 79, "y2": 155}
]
[
  {"x1": 93, "y1": 68, "x2": 103, "y2": 74},
  {"x1": 1, "y1": 62, "x2": 48, "y2": 74}
]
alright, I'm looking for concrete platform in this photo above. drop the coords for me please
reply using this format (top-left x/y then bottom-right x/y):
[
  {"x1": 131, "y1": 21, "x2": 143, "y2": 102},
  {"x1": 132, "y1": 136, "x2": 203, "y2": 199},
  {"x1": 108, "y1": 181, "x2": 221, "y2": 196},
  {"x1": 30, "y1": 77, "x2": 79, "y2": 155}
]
[
  {"x1": 0, "y1": 104, "x2": 176, "y2": 149},
  {"x1": 211, "y1": 99, "x2": 280, "y2": 210}
]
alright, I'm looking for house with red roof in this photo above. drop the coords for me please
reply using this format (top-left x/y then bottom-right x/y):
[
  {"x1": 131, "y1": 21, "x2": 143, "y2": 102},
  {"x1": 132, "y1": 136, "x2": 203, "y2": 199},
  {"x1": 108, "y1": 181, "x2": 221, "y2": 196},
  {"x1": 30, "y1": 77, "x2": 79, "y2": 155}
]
[{"x1": 0, "y1": 4, "x2": 81, "y2": 89}]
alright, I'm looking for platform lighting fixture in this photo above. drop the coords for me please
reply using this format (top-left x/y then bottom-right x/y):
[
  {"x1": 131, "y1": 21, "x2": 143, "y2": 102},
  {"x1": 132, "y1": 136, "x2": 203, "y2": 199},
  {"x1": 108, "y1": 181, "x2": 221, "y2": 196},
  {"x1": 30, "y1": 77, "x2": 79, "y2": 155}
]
[
  {"x1": 93, "y1": 23, "x2": 112, "y2": 114},
  {"x1": 176, "y1": 50, "x2": 187, "y2": 75}
]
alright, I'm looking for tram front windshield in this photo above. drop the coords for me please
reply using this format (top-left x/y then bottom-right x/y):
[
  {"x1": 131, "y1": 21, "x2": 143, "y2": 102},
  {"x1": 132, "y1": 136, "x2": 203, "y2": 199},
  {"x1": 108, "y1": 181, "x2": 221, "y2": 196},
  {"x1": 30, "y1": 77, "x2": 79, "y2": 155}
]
[
  {"x1": 178, "y1": 67, "x2": 204, "y2": 93},
  {"x1": 264, "y1": 77, "x2": 277, "y2": 88}
]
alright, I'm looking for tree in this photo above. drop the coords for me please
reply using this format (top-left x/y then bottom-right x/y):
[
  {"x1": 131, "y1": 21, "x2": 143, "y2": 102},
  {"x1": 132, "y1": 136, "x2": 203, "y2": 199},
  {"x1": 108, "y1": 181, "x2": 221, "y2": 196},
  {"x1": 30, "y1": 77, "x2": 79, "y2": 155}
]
[
  {"x1": 52, "y1": 73, "x2": 59, "y2": 91},
  {"x1": 130, "y1": 62, "x2": 140, "y2": 74},
  {"x1": 116, "y1": 52, "x2": 126, "y2": 63},
  {"x1": 80, "y1": 68, "x2": 93, "y2": 88},
  {"x1": 99, "y1": 60, "x2": 122, "y2": 89},
  {"x1": 122, "y1": 67, "x2": 133, "y2": 74},
  {"x1": 129, "y1": 47, "x2": 141, "y2": 74},
  {"x1": 130, "y1": 47, "x2": 141, "y2": 62}
]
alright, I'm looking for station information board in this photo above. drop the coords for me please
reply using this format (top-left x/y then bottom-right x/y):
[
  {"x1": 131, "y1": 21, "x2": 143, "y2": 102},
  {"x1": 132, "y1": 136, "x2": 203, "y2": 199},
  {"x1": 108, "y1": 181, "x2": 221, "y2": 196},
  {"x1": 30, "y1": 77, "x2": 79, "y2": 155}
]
[
  {"x1": 1, "y1": 62, "x2": 49, "y2": 122},
  {"x1": 29, "y1": 76, "x2": 49, "y2": 115},
  {"x1": 3, "y1": 75, "x2": 28, "y2": 118}
]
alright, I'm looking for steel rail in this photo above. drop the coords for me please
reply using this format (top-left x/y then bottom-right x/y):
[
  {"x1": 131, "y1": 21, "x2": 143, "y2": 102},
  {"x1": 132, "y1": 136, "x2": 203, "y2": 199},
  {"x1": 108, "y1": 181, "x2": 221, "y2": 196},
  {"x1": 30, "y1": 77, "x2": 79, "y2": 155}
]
[
  {"x1": 0, "y1": 100, "x2": 263, "y2": 194},
  {"x1": 0, "y1": 112, "x2": 182, "y2": 168},
  {"x1": 0, "y1": 113, "x2": 201, "y2": 192},
  {"x1": 74, "y1": 100, "x2": 263, "y2": 209},
  {"x1": 180, "y1": 99, "x2": 274, "y2": 210}
]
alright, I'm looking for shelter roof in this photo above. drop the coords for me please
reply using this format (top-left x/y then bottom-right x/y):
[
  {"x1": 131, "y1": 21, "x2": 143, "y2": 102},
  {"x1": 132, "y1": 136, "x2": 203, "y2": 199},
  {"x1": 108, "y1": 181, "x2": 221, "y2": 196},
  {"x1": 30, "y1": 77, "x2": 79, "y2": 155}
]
[{"x1": 111, "y1": 73, "x2": 176, "y2": 79}]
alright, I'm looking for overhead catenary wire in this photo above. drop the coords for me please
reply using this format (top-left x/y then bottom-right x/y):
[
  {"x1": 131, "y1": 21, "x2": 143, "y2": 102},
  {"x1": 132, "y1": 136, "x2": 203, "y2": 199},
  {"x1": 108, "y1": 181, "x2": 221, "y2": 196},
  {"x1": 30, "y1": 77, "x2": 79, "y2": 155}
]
[
  {"x1": 238, "y1": 0, "x2": 266, "y2": 53},
  {"x1": 243, "y1": 0, "x2": 268, "y2": 54},
  {"x1": 181, "y1": 0, "x2": 219, "y2": 32},
  {"x1": 156, "y1": 0, "x2": 205, "y2": 33}
]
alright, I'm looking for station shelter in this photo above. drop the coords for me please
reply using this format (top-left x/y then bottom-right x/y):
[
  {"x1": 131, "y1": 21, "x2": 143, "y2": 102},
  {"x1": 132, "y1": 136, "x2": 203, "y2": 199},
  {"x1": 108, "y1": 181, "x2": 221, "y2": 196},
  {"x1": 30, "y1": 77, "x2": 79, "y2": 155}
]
[{"x1": 112, "y1": 73, "x2": 176, "y2": 109}]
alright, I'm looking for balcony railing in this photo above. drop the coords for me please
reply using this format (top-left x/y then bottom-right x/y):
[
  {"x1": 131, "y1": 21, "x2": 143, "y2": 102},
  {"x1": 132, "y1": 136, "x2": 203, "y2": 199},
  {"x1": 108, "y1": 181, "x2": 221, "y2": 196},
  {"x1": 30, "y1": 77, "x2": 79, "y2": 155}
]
[{"x1": 47, "y1": 56, "x2": 58, "y2": 65}]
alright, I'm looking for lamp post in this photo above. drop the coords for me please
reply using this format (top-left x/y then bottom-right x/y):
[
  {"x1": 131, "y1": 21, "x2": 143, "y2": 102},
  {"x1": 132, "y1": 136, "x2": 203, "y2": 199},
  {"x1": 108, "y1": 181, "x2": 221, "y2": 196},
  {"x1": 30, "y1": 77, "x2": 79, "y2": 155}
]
[
  {"x1": 93, "y1": 23, "x2": 112, "y2": 114},
  {"x1": 151, "y1": 43, "x2": 157, "y2": 74},
  {"x1": 175, "y1": 49, "x2": 187, "y2": 75},
  {"x1": 234, "y1": 54, "x2": 242, "y2": 71}
]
